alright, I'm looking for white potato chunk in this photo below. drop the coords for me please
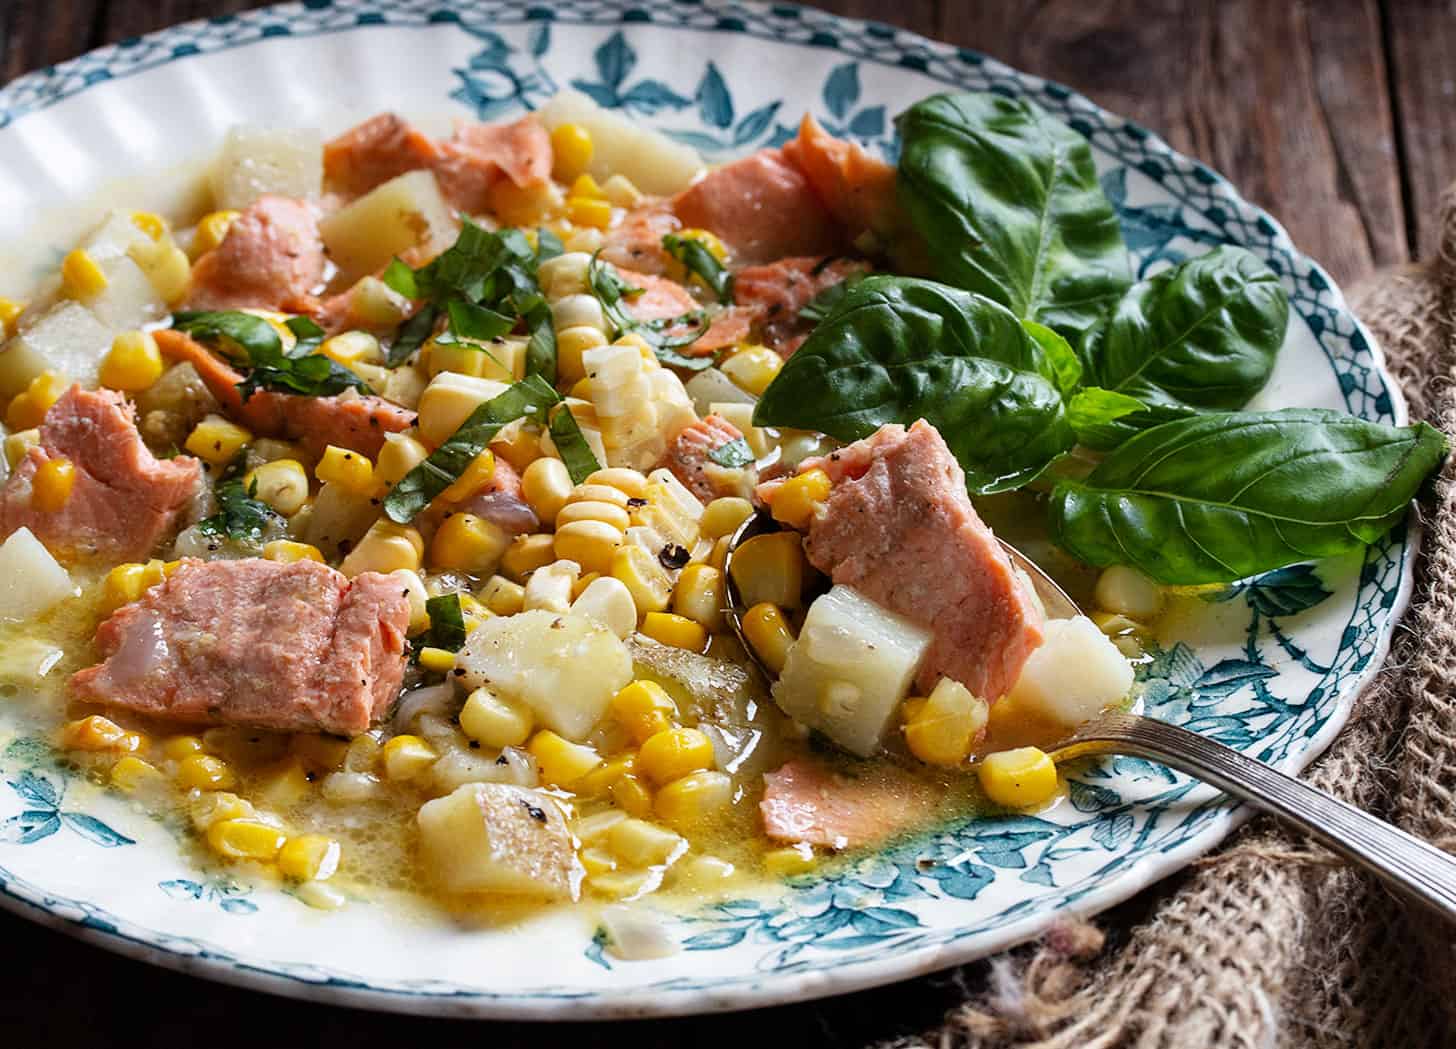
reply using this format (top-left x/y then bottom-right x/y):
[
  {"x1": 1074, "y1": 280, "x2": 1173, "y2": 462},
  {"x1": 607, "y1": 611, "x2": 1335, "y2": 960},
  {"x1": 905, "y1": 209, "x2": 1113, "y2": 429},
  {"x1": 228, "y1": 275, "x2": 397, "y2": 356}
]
[
  {"x1": 0, "y1": 301, "x2": 111, "y2": 394},
  {"x1": 211, "y1": 125, "x2": 323, "y2": 210},
  {"x1": 686, "y1": 368, "x2": 755, "y2": 416},
  {"x1": 416, "y1": 372, "x2": 510, "y2": 447},
  {"x1": 0, "y1": 528, "x2": 74, "y2": 622},
  {"x1": 319, "y1": 169, "x2": 457, "y2": 279},
  {"x1": 1007, "y1": 615, "x2": 1135, "y2": 727},
  {"x1": 538, "y1": 89, "x2": 704, "y2": 195},
  {"x1": 84, "y1": 254, "x2": 166, "y2": 329},
  {"x1": 456, "y1": 609, "x2": 633, "y2": 740},
  {"x1": 417, "y1": 782, "x2": 576, "y2": 898},
  {"x1": 772, "y1": 585, "x2": 932, "y2": 756},
  {"x1": 570, "y1": 576, "x2": 637, "y2": 638},
  {"x1": 299, "y1": 480, "x2": 381, "y2": 559},
  {"x1": 80, "y1": 209, "x2": 155, "y2": 262}
]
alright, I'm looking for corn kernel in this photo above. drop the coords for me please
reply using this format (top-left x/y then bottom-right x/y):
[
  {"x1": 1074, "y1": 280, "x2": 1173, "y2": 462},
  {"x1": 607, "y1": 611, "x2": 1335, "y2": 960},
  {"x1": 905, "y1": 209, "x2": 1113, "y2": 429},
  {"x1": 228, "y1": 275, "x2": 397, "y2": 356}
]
[
  {"x1": 721, "y1": 344, "x2": 783, "y2": 397},
  {"x1": 441, "y1": 449, "x2": 497, "y2": 502},
  {"x1": 188, "y1": 791, "x2": 255, "y2": 831},
  {"x1": 576, "y1": 754, "x2": 637, "y2": 797},
  {"x1": 31, "y1": 457, "x2": 75, "y2": 513},
  {"x1": 742, "y1": 602, "x2": 795, "y2": 675},
  {"x1": 431, "y1": 512, "x2": 511, "y2": 574},
  {"x1": 292, "y1": 734, "x2": 350, "y2": 774},
  {"x1": 184, "y1": 413, "x2": 252, "y2": 467},
  {"x1": 978, "y1": 747, "x2": 1059, "y2": 809},
  {"x1": 6, "y1": 371, "x2": 67, "y2": 431},
  {"x1": 677, "y1": 855, "x2": 737, "y2": 886},
  {"x1": 129, "y1": 240, "x2": 191, "y2": 304},
  {"x1": 729, "y1": 531, "x2": 807, "y2": 609},
  {"x1": 672, "y1": 563, "x2": 725, "y2": 632},
  {"x1": 555, "y1": 518, "x2": 623, "y2": 576},
  {"x1": 2, "y1": 428, "x2": 37, "y2": 470},
  {"x1": 207, "y1": 818, "x2": 286, "y2": 861},
  {"x1": 177, "y1": 753, "x2": 237, "y2": 790},
  {"x1": 640, "y1": 611, "x2": 708, "y2": 652},
  {"x1": 60, "y1": 714, "x2": 140, "y2": 753},
  {"x1": 607, "y1": 817, "x2": 685, "y2": 867},
  {"x1": 551, "y1": 124, "x2": 594, "y2": 180},
  {"x1": 99, "y1": 330, "x2": 164, "y2": 391},
  {"x1": 764, "y1": 843, "x2": 817, "y2": 876},
  {"x1": 191, "y1": 209, "x2": 240, "y2": 257},
  {"x1": 654, "y1": 770, "x2": 733, "y2": 825},
  {"x1": 500, "y1": 533, "x2": 556, "y2": 581},
  {"x1": 700, "y1": 497, "x2": 754, "y2": 540},
  {"x1": 110, "y1": 755, "x2": 165, "y2": 793},
  {"x1": 246, "y1": 458, "x2": 309, "y2": 516},
  {"x1": 904, "y1": 679, "x2": 988, "y2": 767},
  {"x1": 569, "y1": 173, "x2": 605, "y2": 200},
  {"x1": 340, "y1": 520, "x2": 424, "y2": 577},
  {"x1": 566, "y1": 196, "x2": 612, "y2": 230},
  {"x1": 61, "y1": 248, "x2": 108, "y2": 299},
  {"x1": 376, "y1": 432, "x2": 429, "y2": 487},
  {"x1": 252, "y1": 759, "x2": 311, "y2": 810},
  {"x1": 770, "y1": 468, "x2": 832, "y2": 530},
  {"x1": 585, "y1": 869, "x2": 654, "y2": 899},
  {"x1": 382, "y1": 734, "x2": 437, "y2": 781},
  {"x1": 102, "y1": 563, "x2": 147, "y2": 610},
  {"x1": 579, "y1": 845, "x2": 618, "y2": 876},
  {"x1": 610, "y1": 680, "x2": 678, "y2": 744},
  {"x1": 637, "y1": 726, "x2": 714, "y2": 785},
  {"x1": 610, "y1": 544, "x2": 672, "y2": 615},
  {"x1": 558, "y1": 499, "x2": 631, "y2": 531},
  {"x1": 675, "y1": 228, "x2": 728, "y2": 262},
  {"x1": 556, "y1": 325, "x2": 609, "y2": 384},
  {"x1": 528, "y1": 730, "x2": 602, "y2": 788},
  {"x1": 479, "y1": 574, "x2": 526, "y2": 615},
  {"x1": 0, "y1": 297, "x2": 24, "y2": 337},
  {"x1": 161, "y1": 735, "x2": 205, "y2": 760},
  {"x1": 567, "y1": 482, "x2": 631, "y2": 510},
  {"x1": 610, "y1": 773, "x2": 655, "y2": 818},
  {"x1": 586, "y1": 468, "x2": 649, "y2": 500},
  {"x1": 315, "y1": 444, "x2": 376, "y2": 495},
  {"x1": 417, "y1": 646, "x2": 456, "y2": 674},
  {"x1": 320, "y1": 330, "x2": 382, "y2": 368},
  {"x1": 262, "y1": 539, "x2": 324, "y2": 564},
  {"x1": 460, "y1": 687, "x2": 534, "y2": 749},
  {"x1": 278, "y1": 834, "x2": 342, "y2": 881},
  {"x1": 601, "y1": 174, "x2": 643, "y2": 208},
  {"x1": 130, "y1": 211, "x2": 167, "y2": 241}
]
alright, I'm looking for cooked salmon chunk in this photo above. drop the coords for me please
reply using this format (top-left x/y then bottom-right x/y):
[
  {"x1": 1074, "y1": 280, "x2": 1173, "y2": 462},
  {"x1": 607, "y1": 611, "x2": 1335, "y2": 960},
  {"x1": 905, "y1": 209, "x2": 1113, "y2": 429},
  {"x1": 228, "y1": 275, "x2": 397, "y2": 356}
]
[
  {"x1": 186, "y1": 195, "x2": 326, "y2": 314},
  {"x1": 781, "y1": 113, "x2": 901, "y2": 240},
  {"x1": 614, "y1": 266, "x2": 752, "y2": 355},
  {"x1": 0, "y1": 386, "x2": 202, "y2": 561},
  {"x1": 732, "y1": 255, "x2": 869, "y2": 356},
  {"x1": 660, "y1": 413, "x2": 750, "y2": 502},
  {"x1": 70, "y1": 558, "x2": 410, "y2": 735},
  {"x1": 323, "y1": 112, "x2": 443, "y2": 198},
  {"x1": 760, "y1": 758, "x2": 934, "y2": 849},
  {"x1": 792, "y1": 420, "x2": 1044, "y2": 699}
]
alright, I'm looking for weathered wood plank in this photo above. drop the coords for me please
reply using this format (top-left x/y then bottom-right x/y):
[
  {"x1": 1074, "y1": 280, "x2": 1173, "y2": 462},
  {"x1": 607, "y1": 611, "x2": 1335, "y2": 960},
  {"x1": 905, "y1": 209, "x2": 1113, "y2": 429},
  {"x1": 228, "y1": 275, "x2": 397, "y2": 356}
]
[
  {"x1": 937, "y1": 0, "x2": 1407, "y2": 285},
  {"x1": 0, "y1": 0, "x2": 105, "y2": 84},
  {"x1": 1385, "y1": 0, "x2": 1456, "y2": 263},
  {"x1": 100, "y1": 0, "x2": 258, "y2": 42}
]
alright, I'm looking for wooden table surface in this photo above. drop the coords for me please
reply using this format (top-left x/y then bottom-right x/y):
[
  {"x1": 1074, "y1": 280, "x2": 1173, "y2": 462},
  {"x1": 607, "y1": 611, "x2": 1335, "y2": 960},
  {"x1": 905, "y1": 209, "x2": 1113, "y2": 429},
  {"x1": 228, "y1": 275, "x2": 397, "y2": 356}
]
[{"x1": 1, "y1": 1, "x2": 1451, "y2": 1045}]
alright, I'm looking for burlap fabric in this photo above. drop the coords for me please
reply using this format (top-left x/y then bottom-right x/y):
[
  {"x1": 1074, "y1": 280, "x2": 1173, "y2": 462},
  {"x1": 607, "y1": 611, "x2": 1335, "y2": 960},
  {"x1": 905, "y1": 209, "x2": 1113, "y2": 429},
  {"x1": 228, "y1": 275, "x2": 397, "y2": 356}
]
[{"x1": 884, "y1": 189, "x2": 1456, "y2": 1049}]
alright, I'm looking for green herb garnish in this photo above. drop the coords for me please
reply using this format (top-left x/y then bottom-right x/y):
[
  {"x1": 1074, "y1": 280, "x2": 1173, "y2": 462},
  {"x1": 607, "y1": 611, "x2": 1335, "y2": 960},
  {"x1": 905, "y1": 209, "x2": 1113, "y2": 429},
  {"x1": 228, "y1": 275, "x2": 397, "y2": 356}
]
[
  {"x1": 662, "y1": 233, "x2": 734, "y2": 303},
  {"x1": 422, "y1": 593, "x2": 467, "y2": 653},
  {"x1": 197, "y1": 473, "x2": 281, "y2": 543},
  {"x1": 548, "y1": 402, "x2": 602, "y2": 485},
  {"x1": 587, "y1": 253, "x2": 716, "y2": 370},
  {"x1": 171, "y1": 310, "x2": 368, "y2": 401},
  {"x1": 706, "y1": 437, "x2": 754, "y2": 469}
]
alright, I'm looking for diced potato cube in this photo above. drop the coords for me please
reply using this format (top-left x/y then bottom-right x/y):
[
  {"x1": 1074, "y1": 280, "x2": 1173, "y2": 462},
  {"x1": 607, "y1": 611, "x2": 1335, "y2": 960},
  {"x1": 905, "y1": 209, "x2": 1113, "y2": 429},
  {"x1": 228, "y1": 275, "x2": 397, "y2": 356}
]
[
  {"x1": 455, "y1": 609, "x2": 633, "y2": 740},
  {"x1": 84, "y1": 255, "x2": 166, "y2": 330},
  {"x1": 1006, "y1": 616, "x2": 1134, "y2": 727},
  {"x1": 772, "y1": 585, "x2": 932, "y2": 756},
  {"x1": 211, "y1": 125, "x2": 324, "y2": 211},
  {"x1": 416, "y1": 371, "x2": 510, "y2": 447},
  {"x1": 417, "y1": 783, "x2": 576, "y2": 898},
  {"x1": 0, "y1": 301, "x2": 109, "y2": 394},
  {"x1": 685, "y1": 368, "x2": 755, "y2": 417},
  {"x1": 319, "y1": 170, "x2": 457, "y2": 279},
  {"x1": 0, "y1": 528, "x2": 74, "y2": 621},
  {"x1": 538, "y1": 89, "x2": 704, "y2": 195}
]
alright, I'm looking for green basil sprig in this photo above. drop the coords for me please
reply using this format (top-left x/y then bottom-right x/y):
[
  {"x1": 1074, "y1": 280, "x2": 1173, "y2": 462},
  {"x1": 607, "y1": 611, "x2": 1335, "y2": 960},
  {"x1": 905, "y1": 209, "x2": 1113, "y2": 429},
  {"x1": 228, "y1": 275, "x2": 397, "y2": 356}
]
[
  {"x1": 421, "y1": 593, "x2": 466, "y2": 653},
  {"x1": 754, "y1": 275, "x2": 1074, "y2": 494},
  {"x1": 587, "y1": 253, "x2": 716, "y2": 370},
  {"x1": 171, "y1": 311, "x2": 367, "y2": 401},
  {"x1": 662, "y1": 233, "x2": 734, "y2": 303},
  {"x1": 1049, "y1": 409, "x2": 1448, "y2": 584}
]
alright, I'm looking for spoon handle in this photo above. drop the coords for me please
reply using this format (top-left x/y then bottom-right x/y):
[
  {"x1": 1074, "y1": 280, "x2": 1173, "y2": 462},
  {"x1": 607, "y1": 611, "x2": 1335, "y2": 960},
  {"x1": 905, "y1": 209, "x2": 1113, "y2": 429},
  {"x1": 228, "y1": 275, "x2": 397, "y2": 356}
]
[{"x1": 1056, "y1": 712, "x2": 1456, "y2": 922}]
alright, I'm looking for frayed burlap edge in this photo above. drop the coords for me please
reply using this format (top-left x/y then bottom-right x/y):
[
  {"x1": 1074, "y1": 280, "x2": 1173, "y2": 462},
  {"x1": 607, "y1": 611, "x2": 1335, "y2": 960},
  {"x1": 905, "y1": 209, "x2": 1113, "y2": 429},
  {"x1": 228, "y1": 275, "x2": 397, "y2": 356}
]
[{"x1": 881, "y1": 196, "x2": 1456, "y2": 1049}]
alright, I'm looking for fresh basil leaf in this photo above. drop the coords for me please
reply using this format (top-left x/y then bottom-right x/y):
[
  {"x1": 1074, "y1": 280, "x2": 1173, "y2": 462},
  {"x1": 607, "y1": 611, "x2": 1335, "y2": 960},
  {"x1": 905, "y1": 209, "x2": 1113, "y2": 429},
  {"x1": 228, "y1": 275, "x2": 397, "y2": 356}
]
[
  {"x1": 518, "y1": 293, "x2": 557, "y2": 383},
  {"x1": 662, "y1": 233, "x2": 734, "y2": 303},
  {"x1": 382, "y1": 258, "x2": 419, "y2": 299},
  {"x1": 587, "y1": 252, "x2": 713, "y2": 368},
  {"x1": 1021, "y1": 320, "x2": 1081, "y2": 396},
  {"x1": 799, "y1": 273, "x2": 865, "y2": 324},
  {"x1": 548, "y1": 403, "x2": 602, "y2": 484},
  {"x1": 198, "y1": 476, "x2": 281, "y2": 543},
  {"x1": 535, "y1": 228, "x2": 565, "y2": 262},
  {"x1": 1086, "y1": 245, "x2": 1289, "y2": 411},
  {"x1": 173, "y1": 310, "x2": 368, "y2": 401},
  {"x1": 423, "y1": 593, "x2": 466, "y2": 653},
  {"x1": 443, "y1": 299, "x2": 513, "y2": 343},
  {"x1": 284, "y1": 316, "x2": 326, "y2": 346},
  {"x1": 706, "y1": 437, "x2": 754, "y2": 468},
  {"x1": 1049, "y1": 409, "x2": 1449, "y2": 585},
  {"x1": 754, "y1": 275, "x2": 1074, "y2": 494},
  {"x1": 172, "y1": 310, "x2": 282, "y2": 361},
  {"x1": 384, "y1": 375, "x2": 561, "y2": 523},
  {"x1": 386, "y1": 304, "x2": 439, "y2": 367},
  {"x1": 1065, "y1": 387, "x2": 1148, "y2": 446},
  {"x1": 895, "y1": 92, "x2": 1131, "y2": 350}
]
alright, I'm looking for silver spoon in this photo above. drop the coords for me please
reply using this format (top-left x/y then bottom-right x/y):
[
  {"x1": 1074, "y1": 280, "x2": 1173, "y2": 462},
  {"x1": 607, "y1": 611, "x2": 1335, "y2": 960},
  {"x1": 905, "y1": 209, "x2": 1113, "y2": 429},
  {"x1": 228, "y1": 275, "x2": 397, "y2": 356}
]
[{"x1": 723, "y1": 510, "x2": 1456, "y2": 922}]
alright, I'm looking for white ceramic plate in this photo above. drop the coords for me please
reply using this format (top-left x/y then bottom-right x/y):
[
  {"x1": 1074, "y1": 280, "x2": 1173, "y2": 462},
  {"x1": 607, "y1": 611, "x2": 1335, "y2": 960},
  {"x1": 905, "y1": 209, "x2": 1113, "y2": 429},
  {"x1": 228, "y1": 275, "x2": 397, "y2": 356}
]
[{"x1": 0, "y1": 0, "x2": 1414, "y2": 1020}]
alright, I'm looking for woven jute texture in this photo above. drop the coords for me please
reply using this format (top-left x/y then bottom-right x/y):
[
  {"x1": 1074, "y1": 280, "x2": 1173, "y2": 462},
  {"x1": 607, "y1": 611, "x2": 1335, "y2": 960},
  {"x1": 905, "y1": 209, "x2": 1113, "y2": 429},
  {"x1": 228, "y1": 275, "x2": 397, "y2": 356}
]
[{"x1": 886, "y1": 191, "x2": 1456, "y2": 1049}]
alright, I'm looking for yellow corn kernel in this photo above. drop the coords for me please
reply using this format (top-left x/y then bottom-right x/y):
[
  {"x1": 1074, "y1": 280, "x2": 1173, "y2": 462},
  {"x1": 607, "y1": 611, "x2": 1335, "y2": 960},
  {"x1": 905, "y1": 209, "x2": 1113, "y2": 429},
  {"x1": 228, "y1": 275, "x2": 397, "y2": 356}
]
[
  {"x1": 417, "y1": 646, "x2": 456, "y2": 674},
  {"x1": 904, "y1": 679, "x2": 988, "y2": 768},
  {"x1": 315, "y1": 444, "x2": 376, "y2": 495},
  {"x1": 184, "y1": 413, "x2": 252, "y2": 467},
  {"x1": 0, "y1": 297, "x2": 25, "y2": 337},
  {"x1": 978, "y1": 747, "x2": 1059, "y2": 809},
  {"x1": 278, "y1": 834, "x2": 342, "y2": 882},
  {"x1": 585, "y1": 868, "x2": 653, "y2": 900},
  {"x1": 585, "y1": 468, "x2": 648, "y2": 500},
  {"x1": 110, "y1": 755, "x2": 165, "y2": 793},
  {"x1": 611, "y1": 773, "x2": 655, "y2": 818},
  {"x1": 61, "y1": 715, "x2": 140, "y2": 753},
  {"x1": 729, "y1": 531, "x2": 807, "y2": 610},
  {"x1": 441, "y1": 449, "x2": 497, "y2": 502},
  {"x1": 675, "y1": 227, "x2": 728, "y2": 262},
  {"x1": 637, "y1": 726, "x2": 714, "y2": 785},
  {"x1": 770, "y1": 468, "x2": 832, "y2": 530},
  {"x1": 556, "y1": 325, "x2": 609, "y2": 384},
  {"x1": 177, "y1": 754, "x2": 237, "y2": 791},
  {"x1": 569, "y1": 172, "x2": 606, "y2": 200},
  {"x1": 606, "y1": 545, "x2": 669, "y2": 615},
  {"x1": 3, "y1": 428, "x2": 38, "y2": 470},
  {"x1": 601, "y1": 174, "x2": 643, "y2": 208},
  {"x1": 262, "y1": 540, "x2": 324, "y2": 564},
  {"x1": 188, "y1": 791, "x2": 256, "y2": 831},
  {"x1": 654, "y1": 770, "x2": 733, "y2": 825},
  {"x1": 102, "y1": 562, "x2": 148, "y2": 609},
  {"x1": 246, "y1": 458, "x2": 309, "y2": 516},
  {"x1": 31, "y1": 457, "x2": 75, "y2": 513},
  {"x1": 382, "y1": 734, "x2": 437, "y2": 781},
  {"x1": 521, "y1": 457, "x2": 572, "y2": 526},
  {"x1": 98, "y1": 330, "x2": 164, "y2": 392},
  {"x1": 130, "y1": 210, "x2": 167, "y2": 241},
  {"x1": 672, "y1": 563, "x2": 725, "y2": 632},
  {"x1": 721, "y1": 344, "x2": 783, "y2": 397},
  {"x1": 607, "y1": 817, "x2": 685, "y2": 867},
  {"x1": 61, "y1": 248, "x2": 108, "y2": 299},
  {"x1": 566, "y1": 196, "x2": 613, "y2": 230},
  {"x1": 555, "y1": 518, "x2": 623, "y2": 576},
  {"x1": 479, "y1": 574, "x2": 526, "y2": 616},
  {"x1": 340, "y1": 520, "x2": 424, "y2": 577},
  {"x1": 700, "y1": 496, "x2": 754, "y2": 540},
  {"x1": 292, "y1": 734, "x2": 350, "y2": 774},
  {"x1": 430, "y1": 512, "x2": 510, "y2": 575},
  {"x1": 207, "y1": 818, "x2": 287, "y2": 862},
  {"x1": 6, "y1": 371, "x2": 68, "y2": 431},
  {"x1": 321, "y1": 330, "x2": 382, "y2": 368},
  {"x1": 459, "y1": 686, "x2": 534, "y2": 749},
  {"x1": 128, "y1": 238, "x2": 192, "y2": 305},
  {"x1": 191, "y1": 209, "x2": 240, "y2": 257},
  {"x1": 610, "y1": 680, "x2": 679, "y2": 744},
  {"x1": 527, "y1": 730, "x2": 602, "y2": 788},
  {"x1": 253, "y1": 759, "x2": 311, "y2": 810},
  {"x1": 557, "y1": 498, "x2": 631, "y2": 531},
  {"x1": 566, "y1": 482, "x2": 631, "y2": 510},
  {"x1": 376, "y1": 432, "x2": 429, "y2": 487},
  {"x1": 640, "y1": 611, "x2": 708, "y2": 653},
  {"x1": 500, "y1": 533, "x2": 557, "y2": 581},
  {"x1": 161, "y1": 734, "x2": 205, "y2": 760},
  {"x1": 576, "y1": 754, "x2": 637, "y2": 798},
  {"x1": 764, "y1": 843, "x2": 817, "y2": 877},
  {"x1": 579, "y1": 845, "x2": 618, "y2": 877},
  {"x1": 742, "y1": 602, "x2": 796, "y2": 675},
  {"x1": 551, "y1": 123, "x2": 594, "y2": 181}
]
